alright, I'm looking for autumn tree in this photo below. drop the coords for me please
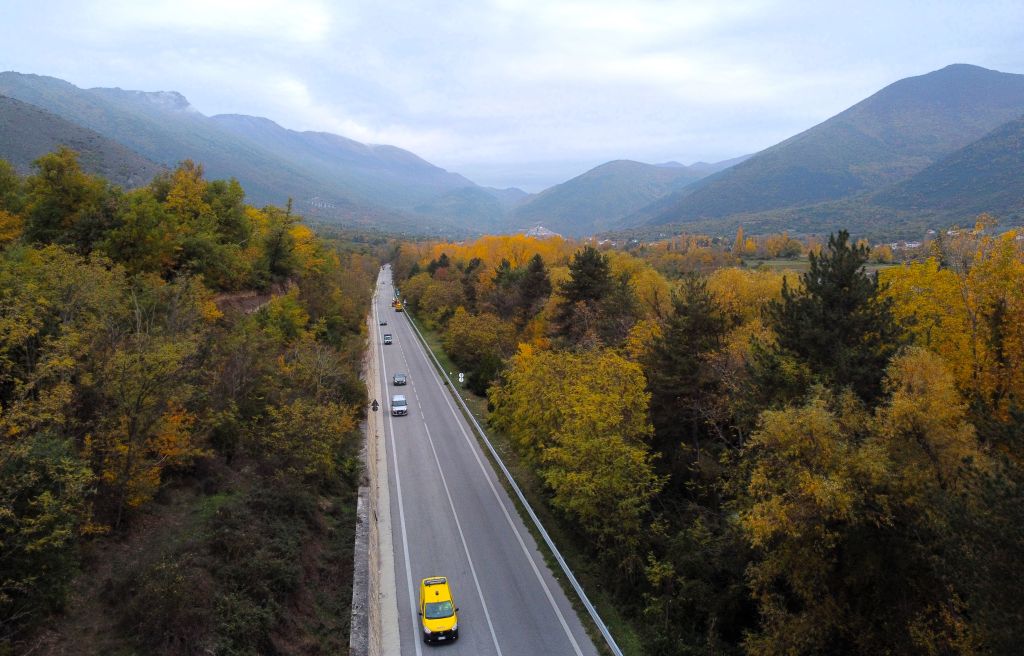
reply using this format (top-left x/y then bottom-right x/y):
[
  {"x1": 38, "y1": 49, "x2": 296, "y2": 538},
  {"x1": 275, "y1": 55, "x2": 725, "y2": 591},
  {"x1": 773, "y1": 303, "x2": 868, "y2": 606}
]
[
  {"x1": 733, "y1": 226, "x2": 745, "y2": 255},
  {"x1": 87, "y1": 276, "x2": 214, "y2": 526},
  {"x1": 0, "y1": 246, "x2": 127, "y2": 633},
  {"x1": 101, "y1": 190, "x2": 178, "y2": 276},
  {"x1": 23, "y1": 147, "x2": 119, "y2": 253},
  {"x1": 882, "y1": 227, "x2": 1024, "y2": 434},
  {"x1": 259, "y1": 201, "x2": 299, "y2": 284},
  {"x1": 0, "y1": 159, "x2": 23, "y2": 213},
  {"x1": 443, "y1": 308, "x2": 517, "y2": 394},
  {"x1": 490, "y1": 346, "x2": 662, "y2": 564},
  {"x1": 740, "y1": 348, "x2": 987, "y2": 655},
  {"x1": 0, "y1": 159, "x2": 24, "y2": 244}
]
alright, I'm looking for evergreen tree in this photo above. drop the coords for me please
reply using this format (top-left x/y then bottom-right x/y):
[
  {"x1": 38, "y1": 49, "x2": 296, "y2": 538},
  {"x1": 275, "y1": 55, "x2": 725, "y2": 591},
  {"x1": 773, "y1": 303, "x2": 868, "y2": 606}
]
[
  {"x1": 596, "y1": 273, "x2": 639, "y2": 347},
  {"x1": 643, "y1": 277, "x2": 727, "y2": 479},
  {"x1": 518, "y1": 253, "x2": 552, "y2": 321},
  {"x1": 487, "y1": 258, "x2": 522, "y2": 320},
  {"x1": 427, "y1": 252, "x2": 450, "y2": 275},
  {"x1": 554, "y1": 246, "x2": 613, "y2": 345},
  {"x1": 460, "y1": 256, "x2": 483, "y2": 312},
  {"x1": 764, "y1": 230, "x2": 904, "y2": 403}
]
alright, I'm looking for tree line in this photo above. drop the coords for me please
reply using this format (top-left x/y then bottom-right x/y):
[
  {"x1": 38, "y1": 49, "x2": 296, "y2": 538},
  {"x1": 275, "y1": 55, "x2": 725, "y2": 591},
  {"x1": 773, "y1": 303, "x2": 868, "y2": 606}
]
[
  {"x1": 393, "y1": 222, "x2": 1023, "y2": 655},
  {"x1": 0, "y1": 150, "x2": 379, "y2": 653}
]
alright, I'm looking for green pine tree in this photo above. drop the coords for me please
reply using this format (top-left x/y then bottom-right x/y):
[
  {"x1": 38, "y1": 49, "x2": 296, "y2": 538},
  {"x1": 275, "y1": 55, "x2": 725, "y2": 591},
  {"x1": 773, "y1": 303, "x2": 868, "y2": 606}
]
[{"x1": 764, "y1": 230, "x2": 905, "y2": 403}]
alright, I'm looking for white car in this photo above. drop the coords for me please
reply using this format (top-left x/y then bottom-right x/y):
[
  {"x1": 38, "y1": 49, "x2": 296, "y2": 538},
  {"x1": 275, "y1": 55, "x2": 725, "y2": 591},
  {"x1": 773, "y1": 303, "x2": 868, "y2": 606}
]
[{"x1": 391, "y1": 395, "x2": 408, "y2": 416}]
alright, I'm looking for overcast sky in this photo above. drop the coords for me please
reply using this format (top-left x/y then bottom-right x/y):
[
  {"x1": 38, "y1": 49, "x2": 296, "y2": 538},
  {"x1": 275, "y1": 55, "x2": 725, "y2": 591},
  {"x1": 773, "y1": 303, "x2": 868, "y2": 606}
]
[{"x1": 3, "y1": 0, "x2": 1023, "y2": 191}]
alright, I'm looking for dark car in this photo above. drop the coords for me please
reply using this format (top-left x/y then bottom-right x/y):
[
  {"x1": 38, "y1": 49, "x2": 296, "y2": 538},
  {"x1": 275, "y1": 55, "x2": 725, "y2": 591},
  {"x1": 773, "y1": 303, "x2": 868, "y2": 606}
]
[
  {"x1": 380, "y1": 319, "x2": 388, "y2": 325},
  {"x1": 393, "y1": 372, "x2": 407, "y2": 385}
]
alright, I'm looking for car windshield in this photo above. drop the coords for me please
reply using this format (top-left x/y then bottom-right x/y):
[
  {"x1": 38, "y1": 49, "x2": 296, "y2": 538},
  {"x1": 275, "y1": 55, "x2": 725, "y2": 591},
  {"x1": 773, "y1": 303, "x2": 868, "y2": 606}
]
[
  {"x1": 394, "y1": 399, "x2": 406, "y2": 407},
  {"x1": 424, "y1": 600, "x2": 454, "y2": 619}
]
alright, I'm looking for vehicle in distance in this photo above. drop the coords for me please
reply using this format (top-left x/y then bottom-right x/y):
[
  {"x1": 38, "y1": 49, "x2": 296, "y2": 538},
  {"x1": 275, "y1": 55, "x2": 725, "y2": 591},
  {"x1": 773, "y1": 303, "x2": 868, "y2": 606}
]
[
  {"x1": 393, "y1": 372, "x2": 407, "y2": 385},
  {"x1": 395, "y1": 301, "x2": 404, "y2": 312},
  {"x1": 391, "y1": 394, "x2": 408, "y2": 416},
  {"x1": 380, "y1": 319, "x2": 388, "y2": 325},
  {"x1": 383, "y1": 334, "x2": 393, "y2": 345},
  {"x1": 419, "y1": 576, "x2": 458, "y2": 644}
]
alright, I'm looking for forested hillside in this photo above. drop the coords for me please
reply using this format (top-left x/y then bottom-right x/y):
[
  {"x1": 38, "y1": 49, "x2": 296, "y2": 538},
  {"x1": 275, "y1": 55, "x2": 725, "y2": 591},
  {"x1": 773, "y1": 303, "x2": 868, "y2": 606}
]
[
  {"x1": 0, "y1": 94, "x2": 163, "y2": 187},
  {"x1": 393, "y1": 225, "x2": 1024, "y2": 655},
  {"x1": 0, "y1": 150, "x2": 379, "y2": 654}
]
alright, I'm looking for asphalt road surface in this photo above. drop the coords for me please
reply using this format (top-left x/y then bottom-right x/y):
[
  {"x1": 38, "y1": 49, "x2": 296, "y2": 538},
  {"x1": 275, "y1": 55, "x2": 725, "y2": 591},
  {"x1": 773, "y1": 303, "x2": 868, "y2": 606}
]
[{"x1": 372, "y1": 266, "x2": 601, "y2": 656}]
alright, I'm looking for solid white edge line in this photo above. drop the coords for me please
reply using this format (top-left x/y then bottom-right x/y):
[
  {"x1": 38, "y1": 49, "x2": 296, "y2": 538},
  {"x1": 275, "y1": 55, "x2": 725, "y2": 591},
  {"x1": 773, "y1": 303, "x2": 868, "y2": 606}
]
[
  {"x1": 407, "y1": 315, "x2": 587, "y2": 656},
  {"x1": 374, "y1": 284, "x2": 423, "y2": 656}
]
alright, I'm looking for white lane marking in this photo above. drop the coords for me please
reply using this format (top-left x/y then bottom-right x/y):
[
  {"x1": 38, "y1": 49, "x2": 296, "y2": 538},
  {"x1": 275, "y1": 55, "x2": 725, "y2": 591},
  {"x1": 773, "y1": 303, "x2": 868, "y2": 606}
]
[
  {"x1": 410, "y1": 323, "x2": 586, "y2": 655},
  {"x1": 386, "y1": 282, "x2": 504, "y2": 654},
  {"x1": 375, "y1": 290, "x2": 423, "y2": 656},
  {"x1": 421, "y1": 421, "x2": 505, "y2": 656}
]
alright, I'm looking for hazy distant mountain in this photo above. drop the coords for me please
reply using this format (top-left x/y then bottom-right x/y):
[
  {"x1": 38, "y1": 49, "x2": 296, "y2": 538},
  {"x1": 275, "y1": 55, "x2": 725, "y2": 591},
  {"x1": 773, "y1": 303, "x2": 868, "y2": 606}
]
[
  {"x1": 482, "y1": 186, "x2": 530, "y2": 209},
  {"x1": 646, "y1": 64, "x2": 1024, "y2": 228},
  {"x1": 0, "y1": 94, "x2": 163, "y2": 188},
  {"x1": 511, "y1": 158, "x2": 743, "y2": 236},
  {"x1": 411, "y1": 186, "x2": 508, "y2": 230},
  {"x1": 684, "y1": 155, "x2": 752, "y2": 176},
  {"x1": 0, "y1": 72, "x2": 504, "y2": 234},
  {"x1": 209, "y1": 113, "x2": 475, "y2": 208}
]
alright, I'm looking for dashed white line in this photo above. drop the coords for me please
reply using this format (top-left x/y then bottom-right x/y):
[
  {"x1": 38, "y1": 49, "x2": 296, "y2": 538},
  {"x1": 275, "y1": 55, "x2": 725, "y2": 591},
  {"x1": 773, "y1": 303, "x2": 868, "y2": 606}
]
[
  {"x1": 421, "y1": 421, "x2": 504, "y2": 656},
  {"x1": 409, "y1": 313, "x2": 587, "y2": 656}
]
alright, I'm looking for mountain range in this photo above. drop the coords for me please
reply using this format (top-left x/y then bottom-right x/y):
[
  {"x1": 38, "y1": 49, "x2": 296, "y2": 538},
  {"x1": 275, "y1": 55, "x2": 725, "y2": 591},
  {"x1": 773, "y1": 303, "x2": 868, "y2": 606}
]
[
  {"x1": 638, "y1": 64, "x2": 1024, "y2": 238},
  {"x1": 508, "y1": 157, "x2": 749, "y2": 236},
  {"x1": 2, "y1": 64, "x2": 1023, "y2": 239}
]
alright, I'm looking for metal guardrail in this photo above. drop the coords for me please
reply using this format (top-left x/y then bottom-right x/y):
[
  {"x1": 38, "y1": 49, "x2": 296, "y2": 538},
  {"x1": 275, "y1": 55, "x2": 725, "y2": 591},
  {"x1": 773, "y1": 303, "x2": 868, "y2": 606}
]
[{"x1": 403, "y1": 309, "x2": 624, "y2": 656}]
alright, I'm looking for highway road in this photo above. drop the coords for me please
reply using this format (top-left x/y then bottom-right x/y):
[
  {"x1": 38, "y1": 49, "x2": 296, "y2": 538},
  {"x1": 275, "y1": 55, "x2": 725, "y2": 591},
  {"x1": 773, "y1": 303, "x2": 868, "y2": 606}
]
[{"x1": 371, "y1": 265, "x2": 601, "y2": 656}]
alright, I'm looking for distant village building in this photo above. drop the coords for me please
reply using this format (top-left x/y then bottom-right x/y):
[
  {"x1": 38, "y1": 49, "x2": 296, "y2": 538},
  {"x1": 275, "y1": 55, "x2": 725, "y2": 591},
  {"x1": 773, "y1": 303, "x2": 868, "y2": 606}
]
[
  {"x1": 889, "y1": 241, "x2": 922, "y2": 251},
  {"x1": 524, "y1": 225, "x2": 561, "y2": 238},
  {"x1": 309, "y1": 197, "x2": 336, "y2": 209}
]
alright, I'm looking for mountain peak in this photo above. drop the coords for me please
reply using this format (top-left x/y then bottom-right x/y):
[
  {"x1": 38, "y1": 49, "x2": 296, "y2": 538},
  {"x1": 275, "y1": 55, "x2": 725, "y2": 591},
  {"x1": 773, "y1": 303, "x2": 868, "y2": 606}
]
[
  {"x1": 96, "y1": 87, "x2": 194, "y2": 112},
  {"x1": 644, "y1": 63, "x2": 1024, "y2": 229}
]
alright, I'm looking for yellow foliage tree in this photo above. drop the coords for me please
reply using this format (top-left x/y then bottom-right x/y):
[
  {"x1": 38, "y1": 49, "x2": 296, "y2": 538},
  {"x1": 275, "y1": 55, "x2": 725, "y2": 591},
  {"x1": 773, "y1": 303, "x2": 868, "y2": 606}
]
[
  {"x1": 741, "y1": 348, "x2": 987, "y2": 655},
  {"x1": 490, "y1": 346, "x2": 662, "y2": 559},
  {"x1": 706, "y1": 268, "x2": 787, "y2": 325},
  {"x1": 882, "y1": 230, "x2": 1024, "y2": 427}
]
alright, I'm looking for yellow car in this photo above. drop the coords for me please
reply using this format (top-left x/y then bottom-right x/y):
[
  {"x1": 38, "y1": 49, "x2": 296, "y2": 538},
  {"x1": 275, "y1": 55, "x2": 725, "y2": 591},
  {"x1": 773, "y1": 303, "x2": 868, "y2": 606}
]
[{"x1": 418, "y1": 576, "x2": 459, "y2": 644}]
